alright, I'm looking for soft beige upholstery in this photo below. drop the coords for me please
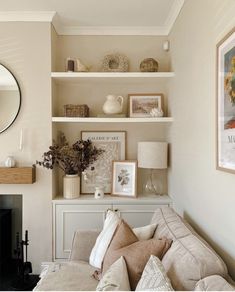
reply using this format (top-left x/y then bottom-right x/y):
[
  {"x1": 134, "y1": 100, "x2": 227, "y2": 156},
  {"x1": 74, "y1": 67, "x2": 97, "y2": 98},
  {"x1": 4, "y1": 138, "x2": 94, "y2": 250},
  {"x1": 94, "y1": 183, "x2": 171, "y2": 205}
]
[
  {"x1": 195, "y1": 275, "x2": 235, "y2": 291},
  {"x1": 34, "y1": 261, "x2": 98, "y2": 291},
  {"x1": 151, "y1": 207, "x2": 228, "y2": 291},
  {"x1": 70, "y1": 229, "x2": 100, "y2": 262}
]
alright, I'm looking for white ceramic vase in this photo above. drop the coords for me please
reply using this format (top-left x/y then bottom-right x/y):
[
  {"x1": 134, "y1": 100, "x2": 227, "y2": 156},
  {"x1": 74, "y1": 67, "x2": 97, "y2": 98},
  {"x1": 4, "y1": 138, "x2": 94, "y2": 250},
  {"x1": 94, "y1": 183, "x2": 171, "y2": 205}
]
[
  {"x1": 5, "y1": 156, "x2": 16, "y2": 168},
  {"x1": 63, "y1": 174, "x2": 80, "y2": 199}
]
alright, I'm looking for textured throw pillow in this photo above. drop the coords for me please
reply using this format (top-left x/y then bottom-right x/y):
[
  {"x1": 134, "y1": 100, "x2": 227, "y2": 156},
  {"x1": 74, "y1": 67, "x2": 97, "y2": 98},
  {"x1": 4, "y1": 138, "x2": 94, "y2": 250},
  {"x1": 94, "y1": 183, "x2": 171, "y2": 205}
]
[
  {"x1": 136, "y1": 255, "x2": 174, "y2": 291},
  {"x1": 96, "y1": 257, "x2": 130, "y2": 291},
  {"x1": 102, "y1": 220, "x2": 172, "y2": 290},
  {"x1": 90, "y1": 210, "x2": 121, "y2": 269},
  {"x1": 133, "y1": 223, "x2": 157, "y2": 241}
]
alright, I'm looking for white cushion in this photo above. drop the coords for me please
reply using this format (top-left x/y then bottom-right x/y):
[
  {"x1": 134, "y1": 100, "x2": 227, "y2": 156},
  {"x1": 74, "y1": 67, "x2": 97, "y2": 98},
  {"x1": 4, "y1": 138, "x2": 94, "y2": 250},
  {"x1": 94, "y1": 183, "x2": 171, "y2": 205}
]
[
  {"x1": 89, "y1": 210, "x2": 157, "y2": 269},
  {"x1": 133, "y1": 223, "x2": 157, "y2": 241},
  {"x1": 89, "y1": 210, "x2": 120, "y2": 268},
  {"x1": 96, "y1": 256, "x2": 130, "y2": 291},
  {"x1": 136, "y1": 255, "x2": 174, "y2": 291}
]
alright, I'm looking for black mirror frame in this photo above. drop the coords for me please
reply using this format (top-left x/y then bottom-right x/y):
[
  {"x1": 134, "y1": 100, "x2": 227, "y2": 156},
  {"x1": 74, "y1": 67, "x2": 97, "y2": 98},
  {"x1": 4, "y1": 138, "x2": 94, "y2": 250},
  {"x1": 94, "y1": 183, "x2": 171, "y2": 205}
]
[{"x1": 0, "y1": 63, "x2": 22, "y2": 134}]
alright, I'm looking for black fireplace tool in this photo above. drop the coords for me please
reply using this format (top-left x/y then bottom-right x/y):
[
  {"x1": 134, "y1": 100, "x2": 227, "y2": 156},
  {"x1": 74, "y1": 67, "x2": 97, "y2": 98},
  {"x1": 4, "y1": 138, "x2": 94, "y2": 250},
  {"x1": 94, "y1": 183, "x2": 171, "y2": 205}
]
[{"x1": 11, "y1": 230, "x2": 37, "y2": 290}]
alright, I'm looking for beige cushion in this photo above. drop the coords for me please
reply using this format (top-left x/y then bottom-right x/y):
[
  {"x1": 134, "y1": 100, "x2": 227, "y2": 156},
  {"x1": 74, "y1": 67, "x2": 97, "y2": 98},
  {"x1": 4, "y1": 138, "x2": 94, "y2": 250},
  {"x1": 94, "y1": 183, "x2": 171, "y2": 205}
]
[
  {"x1": 103, "y1": 220, "x2": 172, "y2": 290},
  {"x1": 34, "y1": 261, "x2": 98, "y2": 291},
  {"x1": 194, "y1": 275, "x2": 235, "y2": 291},
  {"x1": 90, "y1": 210, "x2": 121, "y2": 269},
  {"x1": 133, "y1": 223, "x2": 157, "y2": 240},
  {"x1": 96, "y1": 257, "x2": 130, "y2": 291},
  {"x1": 151, "y1": 207, "x2": 228, "y2": 291},
  {"x1": 136, "y1": 255, "x2": 174, "y2": 291}
]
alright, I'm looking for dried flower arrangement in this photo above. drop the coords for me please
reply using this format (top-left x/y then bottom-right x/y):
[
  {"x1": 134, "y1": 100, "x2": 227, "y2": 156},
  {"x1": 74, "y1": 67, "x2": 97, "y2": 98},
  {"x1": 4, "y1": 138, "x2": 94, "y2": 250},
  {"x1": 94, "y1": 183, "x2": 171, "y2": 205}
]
[{"x1": 36, "y1": 132, "x2": 104, "y2": 175}]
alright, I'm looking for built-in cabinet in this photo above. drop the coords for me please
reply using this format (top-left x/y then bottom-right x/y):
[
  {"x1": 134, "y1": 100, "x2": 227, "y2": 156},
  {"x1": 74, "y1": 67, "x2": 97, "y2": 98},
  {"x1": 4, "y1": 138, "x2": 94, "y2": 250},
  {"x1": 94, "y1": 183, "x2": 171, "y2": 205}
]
[{"x1": 53, "y1": 195, "x2": 172, "y2": 260}]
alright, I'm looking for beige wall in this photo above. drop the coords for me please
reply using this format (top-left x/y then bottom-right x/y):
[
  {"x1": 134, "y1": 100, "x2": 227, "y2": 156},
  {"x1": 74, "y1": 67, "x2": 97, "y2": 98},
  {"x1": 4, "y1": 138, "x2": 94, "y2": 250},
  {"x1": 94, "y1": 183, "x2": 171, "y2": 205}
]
[
  {"x1": 168, "y1": 0, "x2": 235, "y2": 278},
  {"x1": 0, "y1": 22, "x2": 52, "y2": 273}
]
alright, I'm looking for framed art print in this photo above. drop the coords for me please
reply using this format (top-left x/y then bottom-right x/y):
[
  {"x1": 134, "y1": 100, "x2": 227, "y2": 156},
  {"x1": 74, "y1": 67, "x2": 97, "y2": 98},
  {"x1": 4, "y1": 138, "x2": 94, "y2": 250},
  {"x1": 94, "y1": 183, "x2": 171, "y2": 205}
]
[
  {"x1": 217, "y1": 27, "x2": 235, "y2": 173},
  {"x1": 111, "y1": 160, "x2": 137, "y2": 198},
  {"x1": 81, "y1": 131, "x2": 126, "y2": 193},
  {"x1": 129, "y1": 93, "x2": 164, "y2": 117}
]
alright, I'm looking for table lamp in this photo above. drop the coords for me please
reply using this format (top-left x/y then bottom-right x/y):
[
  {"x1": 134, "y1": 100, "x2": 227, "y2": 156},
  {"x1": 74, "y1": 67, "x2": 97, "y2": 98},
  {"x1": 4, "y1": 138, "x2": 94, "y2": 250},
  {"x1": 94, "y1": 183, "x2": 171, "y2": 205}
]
[{"x1": 138, "y1": 142, "x2": 168, "y2": 195}]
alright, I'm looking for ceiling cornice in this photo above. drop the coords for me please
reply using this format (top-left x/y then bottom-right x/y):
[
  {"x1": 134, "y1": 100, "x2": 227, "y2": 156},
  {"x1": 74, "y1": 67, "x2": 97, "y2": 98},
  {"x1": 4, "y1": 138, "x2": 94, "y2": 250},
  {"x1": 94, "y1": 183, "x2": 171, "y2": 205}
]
[
  {"x1": 0, "y1": 11, "x2": 56, "y2": 22},
  {"x1": 0, "y1": 0, "x2": 185, "y2": 36}
]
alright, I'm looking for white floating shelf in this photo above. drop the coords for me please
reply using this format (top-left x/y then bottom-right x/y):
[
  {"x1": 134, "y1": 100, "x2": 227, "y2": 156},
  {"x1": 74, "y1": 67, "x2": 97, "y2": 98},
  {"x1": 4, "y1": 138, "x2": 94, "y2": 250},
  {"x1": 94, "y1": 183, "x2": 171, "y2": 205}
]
[
  {"x1": 52, "y1": 117, "x2": 173, "y2": 123},
  {"x1": 51, "y1": 72, "x2": 175, "y2": 83}
]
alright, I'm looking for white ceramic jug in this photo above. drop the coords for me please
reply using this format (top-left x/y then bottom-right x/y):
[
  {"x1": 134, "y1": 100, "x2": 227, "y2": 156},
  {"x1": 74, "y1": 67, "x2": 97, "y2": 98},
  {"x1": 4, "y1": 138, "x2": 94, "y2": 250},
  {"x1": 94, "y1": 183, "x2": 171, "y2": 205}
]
[{"x1": 102, "y1": 95, "x2": 124, "y2": 115}]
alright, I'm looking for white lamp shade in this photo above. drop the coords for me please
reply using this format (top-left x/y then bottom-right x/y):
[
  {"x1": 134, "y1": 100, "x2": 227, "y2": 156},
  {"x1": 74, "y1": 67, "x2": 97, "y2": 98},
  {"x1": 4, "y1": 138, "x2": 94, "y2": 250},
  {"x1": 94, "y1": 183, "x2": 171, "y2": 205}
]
[{"x1": 138, "y1": 142, "x2": 168, "y2": 169}]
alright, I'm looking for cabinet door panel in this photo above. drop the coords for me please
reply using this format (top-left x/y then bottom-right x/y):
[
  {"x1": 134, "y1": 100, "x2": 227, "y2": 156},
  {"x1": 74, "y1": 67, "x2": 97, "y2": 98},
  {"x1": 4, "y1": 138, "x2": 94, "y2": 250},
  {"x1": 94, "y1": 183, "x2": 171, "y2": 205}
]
[
  {"x1": 54, "y1": 204, "x2": 109, "y2": 259},
  {"x1": 113, "y1": 204, "x2": 166, "y2": 228}
]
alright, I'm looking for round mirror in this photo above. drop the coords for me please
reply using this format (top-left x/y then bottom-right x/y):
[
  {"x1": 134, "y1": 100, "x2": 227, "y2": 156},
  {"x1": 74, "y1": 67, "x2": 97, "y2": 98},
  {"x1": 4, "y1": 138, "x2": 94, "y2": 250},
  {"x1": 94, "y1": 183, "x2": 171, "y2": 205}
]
[{"x1": 0, "y1": 64, "x2": 21, "y2": 133}]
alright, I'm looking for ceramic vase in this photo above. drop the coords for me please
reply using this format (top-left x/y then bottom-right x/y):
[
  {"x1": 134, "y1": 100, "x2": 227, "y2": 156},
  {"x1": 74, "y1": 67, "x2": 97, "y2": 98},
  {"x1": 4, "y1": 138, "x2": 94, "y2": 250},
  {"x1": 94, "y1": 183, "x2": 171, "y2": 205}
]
[
  {"x1": 5, "y1": 156, "x2": 16, "y2": 168},
  {"x1": 63, "y1": 174, "x2": 80, "y2": 199}
]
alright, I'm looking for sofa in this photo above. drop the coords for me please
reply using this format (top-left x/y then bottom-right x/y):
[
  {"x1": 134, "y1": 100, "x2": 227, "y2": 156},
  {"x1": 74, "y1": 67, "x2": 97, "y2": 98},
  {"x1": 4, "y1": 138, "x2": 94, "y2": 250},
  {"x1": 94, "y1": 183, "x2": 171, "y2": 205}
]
[{"x1": 34, "y1": 207, "x2": 235, "y2": 291}]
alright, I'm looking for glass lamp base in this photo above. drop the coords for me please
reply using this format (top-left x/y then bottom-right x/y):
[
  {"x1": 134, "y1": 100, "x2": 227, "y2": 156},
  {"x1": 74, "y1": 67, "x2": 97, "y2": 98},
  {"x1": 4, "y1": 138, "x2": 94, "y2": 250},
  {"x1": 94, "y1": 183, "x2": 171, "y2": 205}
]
[{"x1": 143, "y1": 169, "x2": 163, "y2": 196}]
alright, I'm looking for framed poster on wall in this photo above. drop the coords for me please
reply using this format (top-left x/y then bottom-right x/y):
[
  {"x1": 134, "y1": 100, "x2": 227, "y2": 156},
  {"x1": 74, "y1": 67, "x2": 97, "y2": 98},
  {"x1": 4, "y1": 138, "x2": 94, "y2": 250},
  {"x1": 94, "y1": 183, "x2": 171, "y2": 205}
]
[
  {"x1": 217, "y1": 26, "x2": 235, "y2": 173},
  {"x1": 81, "y1": 131, "x2": 126, "y2": 194}
]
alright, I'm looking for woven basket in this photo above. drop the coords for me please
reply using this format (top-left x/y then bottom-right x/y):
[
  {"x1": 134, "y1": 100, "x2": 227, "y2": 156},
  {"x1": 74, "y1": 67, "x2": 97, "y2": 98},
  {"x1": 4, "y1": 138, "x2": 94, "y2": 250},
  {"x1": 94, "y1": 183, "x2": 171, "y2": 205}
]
[{"x1": 64, "y1": 104, "x2": 89, "y2": 117}]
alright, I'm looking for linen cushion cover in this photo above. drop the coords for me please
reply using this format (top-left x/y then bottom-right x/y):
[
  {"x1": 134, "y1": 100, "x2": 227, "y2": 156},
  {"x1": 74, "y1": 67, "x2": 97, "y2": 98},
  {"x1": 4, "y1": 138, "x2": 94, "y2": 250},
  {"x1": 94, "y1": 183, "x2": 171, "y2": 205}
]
[
  {"x1": 89, "y1": 210, "x2": 157, "y2": 269},
  {"x1": 135, "y1": 255, "x2": 173, "y2": 291},
  {"x1": 102, "y1": 220, "x2": 172, "y2": 290},
  {"x1": 151, "y1": 207, "x2": 228, "y2": 290},
  {"x1": 96, "y1": 257, "x2": 130, "y2": 291},
  {"x1": 194, "y1": 275, "x2": 235, "y2": 291}
]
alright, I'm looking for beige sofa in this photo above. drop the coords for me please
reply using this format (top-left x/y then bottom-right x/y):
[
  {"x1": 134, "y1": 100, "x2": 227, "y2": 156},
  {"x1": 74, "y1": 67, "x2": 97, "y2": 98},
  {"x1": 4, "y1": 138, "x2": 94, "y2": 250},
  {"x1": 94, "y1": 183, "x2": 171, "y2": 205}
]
[{"x1": 34, "y1": 207, "x2": 235, "y2": 291}]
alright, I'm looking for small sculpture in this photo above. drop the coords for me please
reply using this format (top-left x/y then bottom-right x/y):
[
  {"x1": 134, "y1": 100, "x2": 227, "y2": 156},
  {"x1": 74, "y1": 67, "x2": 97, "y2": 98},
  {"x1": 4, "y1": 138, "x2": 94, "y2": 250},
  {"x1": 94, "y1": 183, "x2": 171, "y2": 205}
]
[
  {"x1": 76, "y1": 59, "x2": 90, "y2": 72},
  {"x1": 150, "y1": 107, "x2": 164, "y2": 117},
  {"x1": 140, "y1": 58, "x2": 159, "y2": 72}
]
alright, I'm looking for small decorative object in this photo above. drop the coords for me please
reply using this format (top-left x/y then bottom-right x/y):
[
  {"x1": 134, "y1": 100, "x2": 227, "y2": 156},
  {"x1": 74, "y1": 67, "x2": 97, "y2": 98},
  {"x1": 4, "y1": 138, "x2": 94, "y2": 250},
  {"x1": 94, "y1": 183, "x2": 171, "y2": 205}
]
[
  {"x1": 81, "y1": 131, "x2": 126, "y2": 194},
  {"x1": 36, "y1": 132, "x2": 104, "y2": 198},
  {"x1": 150, "y1": 107, "x2": 164, "y2": 117},
  {"x1": 66, "y1": 58, "x2": 75, "y2": 72},
  {"x1": 217, "y1": 26, "x2": 235, "y2": 173},
  {"x1": 101, "y1": 53, "x2": 129, "y2": 72},
  {"x1": 163, "y1": 40, "x2": 170, "y2": 52},
  {"x1": 138, "y1": 142, "x2": 168, "y2": 196},
  {"x1": 75, "y1": 58, "x2": 90, "y2": 72},
  {"x1": 5, "y1": 156, "x2": 16, "y2": 168},
  {"x1": 111, "y1": 160, "x2": 137, "y2": 197},
  {"x1": 129, "y1": 93, "x2": 164, "y2": 118},
  {"x1": 140, "y1": 58, "x2": 159, "y2": 72},
  {"x1": 94, "y1": 186, "x2": 104, "y2": 199},
  {"x1": 102, "y1": 95, "x2": 124, "y2": 115},
  {"x1": 64, "y1": 104, "x2": 89, "y2": 117}
]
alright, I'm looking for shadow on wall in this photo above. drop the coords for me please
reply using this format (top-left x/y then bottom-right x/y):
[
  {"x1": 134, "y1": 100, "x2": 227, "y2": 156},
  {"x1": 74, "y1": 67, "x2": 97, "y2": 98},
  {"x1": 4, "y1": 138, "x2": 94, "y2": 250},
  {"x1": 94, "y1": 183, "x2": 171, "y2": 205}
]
[{"x1": 183, "y1": 211, "x2": 235, "y2": 280}]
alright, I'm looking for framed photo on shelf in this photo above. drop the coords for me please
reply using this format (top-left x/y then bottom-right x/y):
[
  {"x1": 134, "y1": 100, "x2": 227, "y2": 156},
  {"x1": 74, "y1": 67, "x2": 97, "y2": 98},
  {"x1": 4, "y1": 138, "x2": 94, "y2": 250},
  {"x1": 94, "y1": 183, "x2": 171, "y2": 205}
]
[
  {"x1": 217, "y1": 26, "x2": 235, "y2": 173},
  {"x1": 111, "y1": 160, "x2": 137, "y2": 198},
  {"x1": 81, "y1": 131, "x2": 126, "y2": 194},
  {"x1": 128, "y1": 93, "x2": 164, "y2": 117}
]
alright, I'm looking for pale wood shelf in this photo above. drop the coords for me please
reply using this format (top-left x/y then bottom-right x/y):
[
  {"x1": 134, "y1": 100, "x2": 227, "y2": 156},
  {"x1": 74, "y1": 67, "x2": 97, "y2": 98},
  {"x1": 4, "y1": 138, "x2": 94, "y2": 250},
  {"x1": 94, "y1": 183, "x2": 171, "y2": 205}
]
[{"x1": 0, "y1": 166, "x2": 36, "y2": 184}]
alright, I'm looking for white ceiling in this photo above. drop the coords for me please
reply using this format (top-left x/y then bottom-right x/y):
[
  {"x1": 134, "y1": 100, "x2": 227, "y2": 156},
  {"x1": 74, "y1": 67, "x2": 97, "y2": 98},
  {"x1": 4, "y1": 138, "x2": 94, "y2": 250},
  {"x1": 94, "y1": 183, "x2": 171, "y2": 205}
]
[{"x1": 0, "y1": 0, "x2": 185, "y2": 35}]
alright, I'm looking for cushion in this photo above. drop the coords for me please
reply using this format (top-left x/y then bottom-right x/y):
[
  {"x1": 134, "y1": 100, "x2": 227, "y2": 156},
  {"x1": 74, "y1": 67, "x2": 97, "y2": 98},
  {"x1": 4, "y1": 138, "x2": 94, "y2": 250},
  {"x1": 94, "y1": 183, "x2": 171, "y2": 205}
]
[
  {"x1": 136, "y1": 255, "x2": 174, "y2": 291},
  {"x1": 33, "y1": 261, "x2": 98, "y2": 291},
  {"x1": 102, "y1": 220, "x2": 172, "y2": 290},
  {"x1": 194, "y1": 275, "x2": 235, "y2": 291},
  {"x1": 151, "y1": 207, "x2": 228, "y2": 290},
  {"x1": 90, "y1": 210, "x2": 120, "y2": 269},
  {"x1": 133, "y1": 223, "x2": 157, "y2": 241},
  {"x1": 89, "y1": 210, "x2": 157, "y2": 269},
  {"x1": 96, "y1": 257, "x2": 130, "y2": 291}
]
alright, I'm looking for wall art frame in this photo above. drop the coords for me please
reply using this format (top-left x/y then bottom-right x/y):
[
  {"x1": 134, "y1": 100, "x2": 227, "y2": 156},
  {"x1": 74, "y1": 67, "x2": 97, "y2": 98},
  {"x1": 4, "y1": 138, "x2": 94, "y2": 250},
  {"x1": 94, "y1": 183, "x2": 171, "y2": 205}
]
[
  {"x1": 128, "y1": 93, "x2": 164, "y2": 117},
  {"x1": 111, "y1": 160, "x2": 137, "y2": 198},
  {"x1": 217, "y1": 26, "x2": 235, "y2": 173},
  {"x1": 81, "y1": 131, "x2": 126, "y2": 194}
]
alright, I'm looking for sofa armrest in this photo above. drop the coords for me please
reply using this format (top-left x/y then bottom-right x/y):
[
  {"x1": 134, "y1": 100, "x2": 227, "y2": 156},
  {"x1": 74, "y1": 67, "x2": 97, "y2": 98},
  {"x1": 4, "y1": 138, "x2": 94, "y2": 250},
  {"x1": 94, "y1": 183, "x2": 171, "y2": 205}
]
[
  {"x1": 194, "y1": 275, "x2": 235, "y2": 291},
  {"x1": 69, "y1": 230, "x2": 100, "y2": 262}
]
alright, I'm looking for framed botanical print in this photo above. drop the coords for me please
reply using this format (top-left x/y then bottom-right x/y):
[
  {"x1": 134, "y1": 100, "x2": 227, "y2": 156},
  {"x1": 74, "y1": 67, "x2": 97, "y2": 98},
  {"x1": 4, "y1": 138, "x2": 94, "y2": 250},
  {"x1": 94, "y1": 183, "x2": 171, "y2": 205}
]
[
  {"x1": 111, "y1": 160, "x2": 137, "y2": 198},
  {"x1": 217, "y1": 27, "x2": 235, "y2": 173},
  {"x1": 81, "y1": 131, "x2": 126, "y2": 194}
]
